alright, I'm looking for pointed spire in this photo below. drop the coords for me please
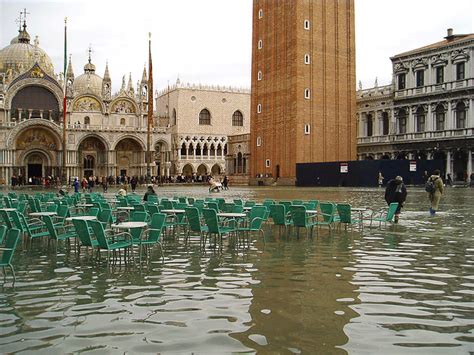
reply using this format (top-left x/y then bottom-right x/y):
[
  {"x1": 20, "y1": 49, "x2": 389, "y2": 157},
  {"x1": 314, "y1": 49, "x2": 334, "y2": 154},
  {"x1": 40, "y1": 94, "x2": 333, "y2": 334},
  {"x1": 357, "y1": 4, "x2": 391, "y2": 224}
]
[
  {"x1": 141, "y1": 65, "x2": 147, "y2": 83},
  {"x1": 103, "y1": 61, "x2": 110, "y2": 81},
  {"x1": 66, "y1": 54, "x2": 74, "y2": 79},
  {"x1": 127, "y1": 72, "x2": 134, "y2": 94},
  {"x1": 121, "y1": 75, "x2": 126, "y2": 92}
]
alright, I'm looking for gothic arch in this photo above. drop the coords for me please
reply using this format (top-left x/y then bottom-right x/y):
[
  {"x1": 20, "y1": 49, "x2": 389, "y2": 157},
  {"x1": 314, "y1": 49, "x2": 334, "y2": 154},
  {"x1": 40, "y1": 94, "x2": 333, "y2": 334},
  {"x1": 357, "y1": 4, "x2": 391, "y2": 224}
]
[
  {"x1": 112, "y1": 135, "x2": 146, "y2": 150},
  {"x1": 6, "y1": 119, "x2": 63, "y2": 149},
  {"x1": 77, "y1": 134, "x2": 110, "y2": 151}
]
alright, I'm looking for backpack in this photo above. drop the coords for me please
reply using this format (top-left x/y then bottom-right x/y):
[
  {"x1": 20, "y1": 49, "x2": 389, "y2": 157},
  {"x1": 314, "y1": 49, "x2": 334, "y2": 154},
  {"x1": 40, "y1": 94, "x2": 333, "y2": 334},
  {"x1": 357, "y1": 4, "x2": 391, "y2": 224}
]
[{"x1": 425, "y1": 178, "x2": 436, "y2": 193}]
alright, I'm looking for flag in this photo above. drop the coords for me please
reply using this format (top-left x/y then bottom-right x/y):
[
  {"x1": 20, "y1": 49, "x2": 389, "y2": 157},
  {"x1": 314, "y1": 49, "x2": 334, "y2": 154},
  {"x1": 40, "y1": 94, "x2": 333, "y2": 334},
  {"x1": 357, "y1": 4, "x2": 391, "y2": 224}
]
[
  {"x1": 63, "y1": 17, "x2": 67, "y2": 124},
  {"x1": 147, "y1": 32, "x2": 153, "y2": 129}
]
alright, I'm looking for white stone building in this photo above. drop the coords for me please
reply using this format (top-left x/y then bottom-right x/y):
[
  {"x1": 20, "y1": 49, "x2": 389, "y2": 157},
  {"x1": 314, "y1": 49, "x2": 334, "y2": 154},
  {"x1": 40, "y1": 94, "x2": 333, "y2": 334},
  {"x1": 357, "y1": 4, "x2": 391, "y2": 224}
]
[
  {"x1": 155, "y1": 81, "x2": 250, "y2": 179},
  {"x1": 357, "y1": 29, "x2": 474, "y2": 181}
]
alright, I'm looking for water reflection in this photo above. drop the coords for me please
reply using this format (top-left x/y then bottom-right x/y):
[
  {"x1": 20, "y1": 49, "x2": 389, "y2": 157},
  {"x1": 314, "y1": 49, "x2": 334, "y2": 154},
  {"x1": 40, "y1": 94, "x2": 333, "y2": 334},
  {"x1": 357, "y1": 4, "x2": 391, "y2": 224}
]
[{"x1": 0, "y1": 186, "x2": 473, "y2": 353}]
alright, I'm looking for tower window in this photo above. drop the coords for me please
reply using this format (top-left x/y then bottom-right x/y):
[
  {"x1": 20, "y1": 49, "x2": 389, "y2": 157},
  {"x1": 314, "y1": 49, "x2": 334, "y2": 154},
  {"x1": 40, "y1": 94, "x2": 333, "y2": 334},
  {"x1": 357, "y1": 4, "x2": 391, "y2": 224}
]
[
  {"x1": 304, "y1": 20, "x2": 310, "y2": 30},
  {"x1": 120, "y1": 118, "x2": 126, "y2": 126},
  {"x1": 257, "y1": 71, "x2": 263, "y2": 81},
  {"x1": 258, "y1": 9, "x2": 263, "y2": 19},
  {"x1": 257, "y1": 103, "x2": 262, "y2": 113},
  {"x1": 265, "y1": 159, "x2": 271, "y2": 168},
  {"x1": 304, "y1": 88, "x2": 311, "y2": 99},
  {"x1": 304, "y1": 54, "x2": 310, "y2": 64},
  {"x1": 84, "y1": 116, "x2": 90, "y2": 125},
  {"x1": 256, "y1": 137, "x2": 262, "y2": 147},
  {"x1": 258, "y1": 40, "x2": 263, "y2": 49},
  {"x1": 304, "y1": 124, "x2": 311, "y2": 135}
]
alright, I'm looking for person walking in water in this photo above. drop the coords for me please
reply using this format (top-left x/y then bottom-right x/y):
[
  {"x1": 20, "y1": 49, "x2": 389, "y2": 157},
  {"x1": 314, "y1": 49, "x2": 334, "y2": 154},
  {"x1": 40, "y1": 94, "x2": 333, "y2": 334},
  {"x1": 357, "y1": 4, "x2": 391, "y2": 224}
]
[
  {"x1": 384, "y1": 175, "x2": 407, "y2": 223},
  {"x1": 427, "y1": 169, "x2": 444, "y2": 215}
]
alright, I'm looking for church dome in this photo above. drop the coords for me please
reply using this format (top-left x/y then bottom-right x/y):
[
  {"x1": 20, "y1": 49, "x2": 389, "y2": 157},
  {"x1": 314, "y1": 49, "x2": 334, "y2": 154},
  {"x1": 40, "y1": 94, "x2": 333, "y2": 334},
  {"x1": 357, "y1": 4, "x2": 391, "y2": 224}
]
[
  {"x1": 73, "y1": 59, "x2": 103, "y2": 97},
  {"x1": 0, "y1": 27, "x2": 55, "y2": 76}
]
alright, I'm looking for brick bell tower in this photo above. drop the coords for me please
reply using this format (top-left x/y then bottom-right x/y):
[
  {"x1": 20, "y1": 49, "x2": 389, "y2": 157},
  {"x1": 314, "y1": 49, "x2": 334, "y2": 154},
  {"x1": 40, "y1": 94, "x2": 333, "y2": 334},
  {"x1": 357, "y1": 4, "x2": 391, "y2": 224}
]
[{"x1": 250, "y1": 0, "x2": 357, "y2": 185}]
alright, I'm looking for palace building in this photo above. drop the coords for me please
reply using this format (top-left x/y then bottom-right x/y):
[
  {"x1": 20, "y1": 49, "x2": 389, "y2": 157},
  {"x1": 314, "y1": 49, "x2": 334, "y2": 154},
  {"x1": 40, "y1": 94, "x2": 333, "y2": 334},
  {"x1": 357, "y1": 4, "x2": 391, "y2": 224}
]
[
  {"x1": 357, "y1": 29, "x2": 474, "y2": 181},
  {"x1": 0, "y1": 16, "x2": 250, "y2": 185},
  {"x1": 249, "y1": 0, "x2": 357, "y2": 185}
]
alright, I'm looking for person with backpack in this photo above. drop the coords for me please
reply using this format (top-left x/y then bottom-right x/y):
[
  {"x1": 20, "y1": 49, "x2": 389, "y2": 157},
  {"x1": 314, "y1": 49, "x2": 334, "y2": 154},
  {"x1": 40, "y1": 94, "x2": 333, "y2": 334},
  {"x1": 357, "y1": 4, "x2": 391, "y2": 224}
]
[
  {"x1": 384, "y1": 175, "x2": 407, "y2": 223},
  {"x1": 426, "y1": 169, "x2": 444, "y2": 215}
]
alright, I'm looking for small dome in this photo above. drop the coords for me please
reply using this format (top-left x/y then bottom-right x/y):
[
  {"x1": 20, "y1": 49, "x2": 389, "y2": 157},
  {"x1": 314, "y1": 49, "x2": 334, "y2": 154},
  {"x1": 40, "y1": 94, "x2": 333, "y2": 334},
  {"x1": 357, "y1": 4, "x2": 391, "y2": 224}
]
[
  {"x1": 73, "y1": 72, "x2": 103, "y2": 97},
  {"x1": 84, "y1": 61, "x2": 96, "y2": 73}
]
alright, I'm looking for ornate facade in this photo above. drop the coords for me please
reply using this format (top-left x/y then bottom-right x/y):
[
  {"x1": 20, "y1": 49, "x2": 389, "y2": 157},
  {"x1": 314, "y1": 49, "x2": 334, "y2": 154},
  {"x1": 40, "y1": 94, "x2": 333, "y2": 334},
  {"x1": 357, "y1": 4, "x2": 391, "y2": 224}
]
[
  {"x1": 0, "y1": 17, "x2": 250, "y2": 185},
  {"x1": 357, "y1": 29, "x2": 474, "y2": 181},
  {"x1": 155, "y1": 81, "x2": 250, "y2": 179}
]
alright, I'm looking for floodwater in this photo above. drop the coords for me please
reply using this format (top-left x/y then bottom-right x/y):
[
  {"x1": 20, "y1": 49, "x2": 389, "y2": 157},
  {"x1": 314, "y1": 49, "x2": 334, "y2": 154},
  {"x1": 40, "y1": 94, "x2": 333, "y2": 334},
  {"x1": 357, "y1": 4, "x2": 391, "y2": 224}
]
[{"x1": 1, "y1": 186, "x2": 473, "y2": 353}]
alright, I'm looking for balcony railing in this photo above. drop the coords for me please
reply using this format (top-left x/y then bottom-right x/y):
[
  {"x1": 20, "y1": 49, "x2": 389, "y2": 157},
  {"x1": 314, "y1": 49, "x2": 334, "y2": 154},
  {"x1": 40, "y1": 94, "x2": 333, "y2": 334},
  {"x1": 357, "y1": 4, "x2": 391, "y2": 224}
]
[
  {"x1": 394, "y1": 78, "x2": 472, "y2": 98},
  {"x1": 358, "y1": 128, "x2": 474, "y2": 144}
]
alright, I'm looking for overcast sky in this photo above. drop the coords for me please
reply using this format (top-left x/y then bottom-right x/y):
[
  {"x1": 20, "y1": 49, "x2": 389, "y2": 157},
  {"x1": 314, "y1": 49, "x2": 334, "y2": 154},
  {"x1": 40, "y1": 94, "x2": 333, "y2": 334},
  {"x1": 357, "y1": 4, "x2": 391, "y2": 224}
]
[{"x1": 1, "y1": 0, "x2": 473, "y2": 93}]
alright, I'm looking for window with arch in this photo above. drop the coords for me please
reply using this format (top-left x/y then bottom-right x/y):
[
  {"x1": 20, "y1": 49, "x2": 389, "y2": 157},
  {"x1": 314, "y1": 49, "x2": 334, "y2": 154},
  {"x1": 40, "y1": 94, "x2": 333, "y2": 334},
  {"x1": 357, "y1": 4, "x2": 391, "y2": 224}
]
[
  {"x1": 304, "y1": 88, "x2": 311, "y2": 99},
  {"x1": 120, "y1": 117, "x2": 126, "y2": 126},
  {"x1": 304, "y1": 19, "x2": 310, "y2": 30},
  {"x1": 456, "y1": 102, "x2": 466, "y2": 129},
  {"x1": 416, "y1": 107, "x2": 425, "y2": 132},
  {"x1": 258, "y1": 39, "x2": 263, "y2": 49},
  {"x1": 257, "y1": 71, "x2": 263, "y2": 81},
  {"x1": 172, "y1": 108, "x2": 177, "y2": 125},
  {"x1": 232, "y1": 110, "x2": 243, "y2": 126},
  {"x1": 84, "y1": 155, "x2": 94, "y2": 169},
  {"x1": 84, "y1": 116, "x2": 90, "y2": 125},
  {"x1": 199, "y1": 109, "x2": 211, "y2": 125},
  {"x1": 256, "y1": 136, "x2": 262, "y2": 147},
  {"x1": 257, "y1": 103, "x2": 262, "y2": 114},
  {"x1": 258, "y1": 9, "x2": 263, "y2": 19},
  {"x1": 456, "y1": 62, "x2": 465, "y2": 80},
  {"x1": 304, "y1": 54, "x2": 310, "y2": 64},
  {"x1": 435, "y1": 105, "x2": 445, "y2": 131},
  {"x1": 397, "y1": 109, "x2": 407, "y2": 134},
  {"x1": 304, "y1": 124, "x2": 311, "y2": 135}
]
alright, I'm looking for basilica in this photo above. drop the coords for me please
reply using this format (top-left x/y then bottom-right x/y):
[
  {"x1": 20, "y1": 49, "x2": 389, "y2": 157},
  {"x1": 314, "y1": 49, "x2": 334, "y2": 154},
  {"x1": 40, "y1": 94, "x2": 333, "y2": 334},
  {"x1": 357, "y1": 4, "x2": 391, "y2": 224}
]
[{"x1": 0, "y1": 17, "x2": 250, "y2": 185}]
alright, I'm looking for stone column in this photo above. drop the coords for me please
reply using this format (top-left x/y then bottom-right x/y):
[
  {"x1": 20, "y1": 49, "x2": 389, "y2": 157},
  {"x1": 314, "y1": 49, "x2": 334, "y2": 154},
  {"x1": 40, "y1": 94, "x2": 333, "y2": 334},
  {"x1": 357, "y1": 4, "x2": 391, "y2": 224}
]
[
  {"x1": 408, "y1": 107, "x2": 414, "y2": 133},
  {"x1": 426, "y1": 104, "x2": 432, "y2": 131},
  {"x1": 446, "y1": 101, "x2": 453, "y2": 130},
  {"x1": 177, "y1": 148, "x2": 181, "y2": 160},
  {"x1": 467, "y1": 150, "x2": 472, "y2": 179},
  {"x1": 374, "y1": 111, "x2": 380, "y2": 136},
  {"x1": 446, "y1": 150, "x2": 452, "y2": 175}
]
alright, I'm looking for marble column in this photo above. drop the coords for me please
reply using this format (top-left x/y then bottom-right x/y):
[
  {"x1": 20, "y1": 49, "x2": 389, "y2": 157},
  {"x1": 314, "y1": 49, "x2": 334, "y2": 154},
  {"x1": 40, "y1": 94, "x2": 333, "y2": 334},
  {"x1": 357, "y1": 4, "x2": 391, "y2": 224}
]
[
  {"x1": 446, "y1": 150, "x2": 452, "y2": 175},
  {"x1": 467, "y1": 150, "x2": 472, "y2": 178}
]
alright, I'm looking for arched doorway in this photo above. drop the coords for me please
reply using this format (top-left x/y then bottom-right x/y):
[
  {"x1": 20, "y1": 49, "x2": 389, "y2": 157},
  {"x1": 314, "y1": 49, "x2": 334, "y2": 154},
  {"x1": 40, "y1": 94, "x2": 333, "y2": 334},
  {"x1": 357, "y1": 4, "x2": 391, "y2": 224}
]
[
  {"x1": 24, "y1": 151, "x2": 50, "y2": 183},
  {"x1": 115, "y1": 138, "x2": 143, "y2": 177},
  {"x1": 211, "y1": 164, "x2": 221, "y2": 176},
  {"x1": 197, "y1": 164, "x2": 208, "y2": 176},
  {"x1": 78, "y1": 136, "x2": 107, "y2": 178},
  {"x1": 15, "y1": 126, "x2": 61, "y2": 178},
  {"x1": 182, "y1": 164, "x2": 193, "y2": 177}
]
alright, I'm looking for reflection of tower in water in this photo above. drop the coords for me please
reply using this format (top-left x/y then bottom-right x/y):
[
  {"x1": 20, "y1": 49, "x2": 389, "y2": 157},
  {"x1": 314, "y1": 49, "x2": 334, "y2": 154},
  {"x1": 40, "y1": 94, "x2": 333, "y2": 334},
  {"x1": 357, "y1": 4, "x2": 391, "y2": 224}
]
[{"x1": 231, "y1": 230, "x2": 358, "y2": 352}]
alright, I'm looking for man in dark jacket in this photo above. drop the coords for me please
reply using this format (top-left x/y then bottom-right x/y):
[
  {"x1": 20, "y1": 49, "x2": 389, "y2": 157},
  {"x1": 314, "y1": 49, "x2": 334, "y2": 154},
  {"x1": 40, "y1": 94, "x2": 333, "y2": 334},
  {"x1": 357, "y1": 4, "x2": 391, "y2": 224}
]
[{"x1": 384, "y1": 175, "x2": 407, "y2": 223}]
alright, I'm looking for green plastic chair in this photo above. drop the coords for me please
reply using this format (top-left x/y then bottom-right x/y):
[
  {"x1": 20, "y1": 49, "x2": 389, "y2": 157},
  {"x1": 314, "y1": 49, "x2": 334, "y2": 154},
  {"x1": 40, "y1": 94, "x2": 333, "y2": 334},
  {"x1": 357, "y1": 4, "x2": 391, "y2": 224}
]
[
  {"x1": 88, "y1": 220, "x2": 133, "y2": 264},
  {"x1": 370, "y1": 203, "x2": 399, "y2": 228},
  {"x1": 202, "y1": 208, "x2": 236, "y2": 249},
  {"x1": 141, "y1": 213, "x2": 165, "y2": 262},
  {"x1": 318, "y1": 202, "x2": 337, "y2": 229},
  {"x1": 336, "y1": 203, "x2": 360, "y2": 230},
  {"x1": 9, "y1": 210, "x2": 49, "y2": 246},
  {"x1": 43, "y1": 216, "x2": 77, "y2": 249},
  {"x1": 269, "y1": 204, "x2": 292, "y2": 235},
  {"x1": 185, "y1": 207, "x2": 208, "y2": 247},
  {"x1": 0, "y1": 225, "x2": 7, "y2": 244},
  {"x1": 206, "y1": 202, "x2": 219, "y2": 212},
  {"x1": 0, "y1": 228, "x2": 21, "y2": 282},
  {"x1": 221, "y1": 203, "x2": 235, "y2": 213},
  {"x1": 72, "y1": 219, "x2": 99, "y2": 250},
  {"x1": 289, "y1": 205, "x2": 318, "y2": 238},
  {"x1": 0, "y1": 210, "x2": 13, "y2": 229},
  {"x1": 237, "y1": 206, "x2": 266, "y2": 248}
]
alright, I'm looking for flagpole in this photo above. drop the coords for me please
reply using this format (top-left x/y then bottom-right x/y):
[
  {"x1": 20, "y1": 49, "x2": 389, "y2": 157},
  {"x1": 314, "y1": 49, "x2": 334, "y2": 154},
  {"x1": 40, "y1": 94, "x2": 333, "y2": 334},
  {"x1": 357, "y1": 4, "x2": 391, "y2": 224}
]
[
  {"x1": 62, "y1": 17, "x2": 68, "y2": 184},
  {"x1": 147, "y1": 32, "x2": 153, "y2": 182}
]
